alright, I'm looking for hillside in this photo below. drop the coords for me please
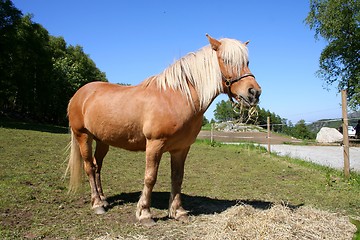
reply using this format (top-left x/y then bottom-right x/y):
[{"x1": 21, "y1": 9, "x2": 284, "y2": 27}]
[{"x1": 308, "y1": 111, "x2": 360, "y2": 133}]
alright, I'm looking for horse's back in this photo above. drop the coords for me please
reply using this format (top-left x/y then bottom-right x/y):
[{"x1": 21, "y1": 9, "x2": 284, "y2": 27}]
[
  {"x1": 71, "y1": 81, "x2": 128, "y2": 99},
  {"x1": 69, "y1": 81, "x2": 134, "y2": 115}
]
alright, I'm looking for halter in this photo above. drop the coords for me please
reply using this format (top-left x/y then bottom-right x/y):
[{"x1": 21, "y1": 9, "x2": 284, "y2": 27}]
[
  {"x1": 222, "y1": 72, "x2": 259, "y2": 123},
  {"x1": 222, "y1": 73, "x2": 255, "y2": 104}
]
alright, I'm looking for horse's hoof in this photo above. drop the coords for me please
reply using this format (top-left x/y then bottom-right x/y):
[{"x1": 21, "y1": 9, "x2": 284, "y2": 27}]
[
  {"x1": 139, "y1": 218, "x2": 156, "y2": 227},
  {"x1": 102, "y1": 200, "x2": 110, "y2": 208},
  {"x1": 93, "y1": 206, "x2": 106, "y2": 215}
]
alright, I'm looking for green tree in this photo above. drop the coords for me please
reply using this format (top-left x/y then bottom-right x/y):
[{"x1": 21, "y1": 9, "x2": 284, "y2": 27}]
[
  {"x1": 0, "y1": 1, "x2": 107, "y2": 124},
  {"x1": 214, "y1": 100, "x2": 238, "y2": 122},
  {"x1": 202, "y1": 116, "x2": 209, "y2": 126},
  {"x1": 16, "y1": 15, "x2": 53, "y2": 117},
  {"x1": 305, "y1": 0, "x2": 360, "y2": 109},
  {"x1": 0, "y1": 0, "x2": 22, "y2": 109},
  {"x1": 48, "y1": 38, "x2": 107, "y2": 124},
  {"x1": 292, "y1": 120, "x2": 316, "y2": 139},
  {"x1": 256, "y1": 107, "x2": 268, "y2": 127},
  {"x1": 0, "y1": 0, "x2": 21, "y2": 28},
  {"x1": 0, "y1": 13, "x2": 53, "y2": 118},
  {"x1": 269, "y1": 111, "x2": 283, "y2": 132},
  {"x1": 213, "y1": 101, "x2": 284, "y2": 131}
]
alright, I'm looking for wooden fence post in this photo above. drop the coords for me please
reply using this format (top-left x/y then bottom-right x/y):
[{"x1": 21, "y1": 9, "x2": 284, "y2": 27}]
[
  {"x1": 267, "y1": 116, "x2": 271, "y2": 153},
  {"x1": 341, "y1": 89, "x2": 350, "y2": 178},
  {"x1": 211, "y1": 123, "x2": 214, "y2": 144}
]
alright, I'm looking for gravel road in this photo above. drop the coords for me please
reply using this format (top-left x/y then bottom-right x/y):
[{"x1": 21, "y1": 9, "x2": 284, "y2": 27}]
[
  {"x1": 198, "y1": 130, "x2": 360, "y2": 172},
  {"x1": 262, "y1": 144, "x2": 360, "y2": 172}
]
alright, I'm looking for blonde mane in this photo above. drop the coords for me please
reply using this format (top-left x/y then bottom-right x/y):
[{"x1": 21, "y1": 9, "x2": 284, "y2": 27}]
[{"x1": 143, "y1": 38, "x2": 249, "y2": 111}]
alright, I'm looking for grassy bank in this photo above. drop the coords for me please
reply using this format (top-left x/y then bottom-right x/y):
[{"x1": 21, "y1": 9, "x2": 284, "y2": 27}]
[{"x1": 0, "y1": 122, "x2": 359, "y2": 239}]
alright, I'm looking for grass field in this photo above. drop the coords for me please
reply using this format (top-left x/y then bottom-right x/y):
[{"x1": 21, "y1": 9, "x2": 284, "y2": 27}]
[{"x1": 0, "y1": 120, "x2": 359, "y2": 239}]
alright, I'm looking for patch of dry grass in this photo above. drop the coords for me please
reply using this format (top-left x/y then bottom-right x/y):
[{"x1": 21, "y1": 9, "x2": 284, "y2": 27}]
[
  {"x1": 95, "y1": 203, "x2": 356, "y2": 240},
  {"x1": 190, "y1": 203, "x2": 355, "y2": 240}
]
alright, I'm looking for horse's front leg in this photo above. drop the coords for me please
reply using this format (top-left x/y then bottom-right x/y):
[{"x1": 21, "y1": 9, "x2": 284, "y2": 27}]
[
  {"x1": 169, "y1": 147, "x2": 190, "y2": 222},
  {"x1": 136, "y1": 140, "x2": 163, "y2": 226}
]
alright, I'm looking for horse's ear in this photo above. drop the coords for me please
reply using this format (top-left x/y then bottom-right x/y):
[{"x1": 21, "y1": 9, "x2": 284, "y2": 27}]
[
  {"x1": 244, "y1": 40, "x2": 250, "y2": 46},
  {"x1": 206, "y1": 33, "x2": 221, "y2": 51}
]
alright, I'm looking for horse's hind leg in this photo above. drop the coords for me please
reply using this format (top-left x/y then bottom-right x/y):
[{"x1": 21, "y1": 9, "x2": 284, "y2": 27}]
[
  {"x1": 94, "y1": 141, "x2": 109, "y2": 208},
  {"x1": 169, "y1": 147, "x2": 190, "y2": 222},
  {"x1": 76, "y1": 132, "x2": 106, "y2": 214}
]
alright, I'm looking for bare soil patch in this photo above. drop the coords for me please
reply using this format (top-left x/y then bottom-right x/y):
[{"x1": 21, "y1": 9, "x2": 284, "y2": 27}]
[{"x1": 198, "y1": 130, "x2": 302, "y2": 144}]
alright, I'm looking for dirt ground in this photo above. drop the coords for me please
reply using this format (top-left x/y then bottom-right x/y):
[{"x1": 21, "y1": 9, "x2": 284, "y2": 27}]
[
  {"x1": 197, "y1": 130, "x2": 302, "y2": 145},
  {"x1": 198, "y1": 130, "x2": 360, "y2": 172},
  {"x1": 198, "y1": 130, "x2": 360, "y2": 146}
]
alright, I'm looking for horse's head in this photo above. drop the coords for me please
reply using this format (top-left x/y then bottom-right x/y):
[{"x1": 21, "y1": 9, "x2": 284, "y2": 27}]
[{"x1": 206, "y1": 34, "x2": 261, "y2": 107}]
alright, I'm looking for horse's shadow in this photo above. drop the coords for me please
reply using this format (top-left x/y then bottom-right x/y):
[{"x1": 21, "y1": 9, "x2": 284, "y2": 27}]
[{"x1": 106, "y1": 191, "x2": 299, "y2": 217}]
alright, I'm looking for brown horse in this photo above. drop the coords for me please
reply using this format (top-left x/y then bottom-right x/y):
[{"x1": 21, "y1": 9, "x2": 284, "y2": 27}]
[{"x1": 66, "y1": 34, "x2": 261, "y2": 226}]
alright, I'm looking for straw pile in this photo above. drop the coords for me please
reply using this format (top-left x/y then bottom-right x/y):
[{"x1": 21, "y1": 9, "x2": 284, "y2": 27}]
[
  {"x1": 186, "y1": 203, "x2": 355, "y2": 239},
  {"x1": 96, "y1": 203, "x2": 356, "y2": 240}
]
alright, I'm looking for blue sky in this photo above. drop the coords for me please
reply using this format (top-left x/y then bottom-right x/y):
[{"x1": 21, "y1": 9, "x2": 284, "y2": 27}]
[{"x1": 13, "y1": 0, "x2": 343, "y2": 123}]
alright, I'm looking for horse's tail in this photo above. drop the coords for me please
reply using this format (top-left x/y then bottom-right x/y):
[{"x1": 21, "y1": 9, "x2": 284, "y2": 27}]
[{"x1": 65, "y1": 129, "x2": 83, "y2": 193}]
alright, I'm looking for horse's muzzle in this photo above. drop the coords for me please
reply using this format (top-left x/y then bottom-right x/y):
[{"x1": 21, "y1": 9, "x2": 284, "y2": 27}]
[
  {"x1": 248, "y1": 87, "x2": 261, "y2": 106},
  {"x1": 238, "y1": 88, "x2": 261, "y2": 107}
]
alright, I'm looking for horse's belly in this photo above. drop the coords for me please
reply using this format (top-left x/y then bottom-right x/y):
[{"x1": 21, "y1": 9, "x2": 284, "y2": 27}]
[
  {"x1": 104, "y1": 135, "x2": 146, "y2": 151},
  {"x1": 110, "y1": 137, "x2": 146, "y2": 151},
  {"x1": 91, "y1": 126, "x2": 147, "y2": 151}
]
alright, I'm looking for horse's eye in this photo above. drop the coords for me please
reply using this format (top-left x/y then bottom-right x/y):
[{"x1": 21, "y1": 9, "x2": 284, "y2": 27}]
[{"x1": 247, "y1": 61, "x2": 250, "y2": 66}]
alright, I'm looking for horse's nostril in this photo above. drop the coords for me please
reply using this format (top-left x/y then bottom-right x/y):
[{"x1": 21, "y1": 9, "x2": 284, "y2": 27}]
[
  {"x1": 249, "y1": 88, "x2": 261, "y2": 98},
  {"x1": 249, "y1": 88, "x2": 256, "y2": 96}
]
